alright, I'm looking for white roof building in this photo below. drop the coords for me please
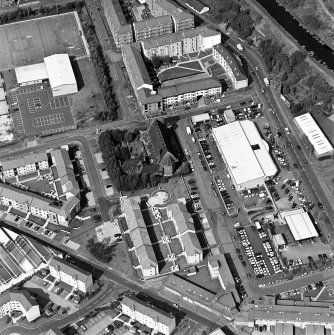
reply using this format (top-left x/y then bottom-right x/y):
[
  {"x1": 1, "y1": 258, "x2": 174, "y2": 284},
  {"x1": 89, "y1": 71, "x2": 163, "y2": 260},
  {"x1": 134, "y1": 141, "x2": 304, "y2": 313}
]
[
  {"x1": 15, "y1": 63, "x2": 49, "y2": 86},
  {"x1": 284, "y1": 211, "x2": 318, "y2": 241},
  {"x1": 44, "y1": 54, "x2": 78, "y2": 97},
  {"x1": 191, "y1": 113, "x2": 210, "y2": 124},
  {"x1": 212, "y1": 121, "x2": 277, "y2": 189},
  {"x1": 294, "y1": 113, "x2": 333, "y2": 158}
]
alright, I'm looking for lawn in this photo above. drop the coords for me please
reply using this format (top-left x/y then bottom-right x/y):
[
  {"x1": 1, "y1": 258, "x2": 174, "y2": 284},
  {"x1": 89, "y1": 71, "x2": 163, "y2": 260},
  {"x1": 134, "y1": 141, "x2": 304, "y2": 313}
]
[
  {"x1": 179, "y1": 61, "x2": 203, "y2": 71},
  {"x1": 23, "y1": 178, "x2": 54, "y2": 194},
  {"x1": 158, "y1": 67, "x2": 203, "y2": 82}
]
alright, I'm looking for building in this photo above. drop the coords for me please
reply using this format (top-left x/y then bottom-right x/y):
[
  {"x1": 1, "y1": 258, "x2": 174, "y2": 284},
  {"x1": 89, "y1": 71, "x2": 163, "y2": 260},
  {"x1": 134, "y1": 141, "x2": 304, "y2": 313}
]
[
  {"x1": 164, "y1": 275, "x2": 236, "y2": 312},
  {"x1": 15, "y1": 54, "x2": 78, "y2": 97},
  {"x1": 294, "y1": 113, "x2": 333, "y2": 159},
  {"x1": 48, "y1": 257, "x2": 93, "y2": 293},
  {"x1": 133, "y1": 15, "x2": 173, "y2": 42},
  {"x1": 121, "y1": 295, "x2": 176, "y2": 335},
  {"x1": 43, "y1": 54, "x2": 78, "y2": 97},
  {"x1": 275, "y1": 323, "x2": 294, "y2": 335},
  {"x1": 103, "y1": 0, "x2": 133, "y2": 47},
  {"x1": 146, "y1": 0, "x2": 194, "y2": 32},
  {"x1": 141, "y1": 26, "x2": 221, "y2": 59},
  {"x1": 208, "y1": 254, "x2": 235, "y2": 291},
  {"x1": 121, "y1": 197, "x2": 159, "y2": 278},
  {"x1": 282, "y1": 209, "x2": 318, "y2": 241},
  {"x1": 235, "y1": 296, "x2": 334, "y2": 329},
  {"x1": 143, "y1": 120, "x2": 178, "y2": 176},
  {"x1": 121, "y1": 44, "x2": 163, "y2": 115},
  {"x1": 0, "y1": 289, "x2": 40, "y2": 322},
  {"x1": 185, "y1": 0, "x2": 210, "y2": 14},
  {"x1": 223, "y1": 109, "x2": 235, "y2": 123},
  {"x1": 0, "y1": 183, "x2": 80, "y2": 226},
  {"x1": 212, "y1": 121, "x2": 277, "y2": 189},
  {"x1": 272, "y1": 233, "x2": 287, "y2": 250},
  {"x1": 1, "y1": 153, "x2": 49, "y2": 179},
  {"x1": 212, "y1": 44, "x2": 248, "y2": 89},
  {"x1": 167, "y1": 202, "x2": 203, "y2": 265},
  {"x1": 159, "y1": 77, "x2": 221, "y2": 110}
]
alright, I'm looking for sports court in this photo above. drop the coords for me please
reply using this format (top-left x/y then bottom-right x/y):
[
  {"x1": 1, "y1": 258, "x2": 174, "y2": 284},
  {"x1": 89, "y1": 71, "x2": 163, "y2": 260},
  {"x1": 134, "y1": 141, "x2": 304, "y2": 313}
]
[
  {"x1": 0, "y1": 12, "x2": 87, "y2": 71},
  {"x1": 11, "y1": 84, "x2": 76, "y2": 136}
]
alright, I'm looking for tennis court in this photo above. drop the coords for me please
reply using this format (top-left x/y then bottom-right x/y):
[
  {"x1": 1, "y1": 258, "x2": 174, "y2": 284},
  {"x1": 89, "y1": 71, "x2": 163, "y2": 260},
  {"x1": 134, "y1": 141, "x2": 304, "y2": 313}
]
[{"x1": 0, "y1": 12, "x2": 87, "y2": 71}]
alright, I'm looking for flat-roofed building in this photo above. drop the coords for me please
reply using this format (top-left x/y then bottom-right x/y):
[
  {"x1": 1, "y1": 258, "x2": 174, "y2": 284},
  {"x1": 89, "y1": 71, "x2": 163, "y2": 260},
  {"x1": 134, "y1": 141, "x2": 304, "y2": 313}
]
[
  {"x1": 48, "y1": 257, "x2": 93, "y2": 293},
  {"x1": 212, "y1": 121, "x2": 277, "y2": 189},
  {"x1": 146, "y1": 0, "x2": 194, "y2": 32},
  {"x1": 0, "y1": 289, "x2": 40, "y2": 322},
  {"x1": 103, "y1": 0, "x2": 133, "y2": 47},
  {"x1": 306, "y1": 325, "x2": 324, "y2": 335},
  {"x1": 121, "y1": 296, "x2": 176, "y2": 335},
  {"x1": 294, "y1": 113, "x2": 333, "y2": 159},
  {"x1": 15, "y1": 63, "x2": 49, "y2": 87},
  {"x1": 141, "y1": 26, "x2": 221, "y2": 59},
  {"x1": 1, "y1": 153, "x2": 49, "y2": 179},
  {"x1": 133, "y1": 15, "x2": 173, "y2": 41},
  {"x1": 212, "y1": 44, "x2": 248, "y2": 89}
]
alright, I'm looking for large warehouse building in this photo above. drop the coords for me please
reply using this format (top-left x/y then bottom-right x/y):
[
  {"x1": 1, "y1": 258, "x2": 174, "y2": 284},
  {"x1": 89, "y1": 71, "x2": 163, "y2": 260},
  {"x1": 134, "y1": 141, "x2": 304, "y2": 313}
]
[
  {"x1": 294, "y1": 113, "x2": 333, "y2": 159},
  {"x1": 212, "y1": 121, "x2": 277, "y2": 189},
  {"x1": 14, "y1": 54, "x2": 78, "y2": 97}
]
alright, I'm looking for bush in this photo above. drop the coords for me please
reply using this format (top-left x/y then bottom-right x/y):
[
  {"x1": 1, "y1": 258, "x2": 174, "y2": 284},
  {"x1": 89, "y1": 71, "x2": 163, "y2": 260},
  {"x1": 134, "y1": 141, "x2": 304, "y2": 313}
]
[{"x1": 86, "y1": 238, "x2": 116, "y2": 263}]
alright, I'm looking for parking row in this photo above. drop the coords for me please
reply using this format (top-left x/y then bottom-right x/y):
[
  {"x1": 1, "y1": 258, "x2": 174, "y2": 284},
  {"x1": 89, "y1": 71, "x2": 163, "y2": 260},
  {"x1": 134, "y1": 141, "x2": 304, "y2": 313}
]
[
  {"x1": 262, "y1": 241, "x2": 282, "y2": 274},
  {"x1": 237, "y1": 228, "x2": 270, "y2": 278}
]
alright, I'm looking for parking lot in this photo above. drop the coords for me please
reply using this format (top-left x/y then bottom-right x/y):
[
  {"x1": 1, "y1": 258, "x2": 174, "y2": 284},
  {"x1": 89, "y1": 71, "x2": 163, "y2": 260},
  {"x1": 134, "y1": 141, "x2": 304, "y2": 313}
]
[{"x1": 10, "y1": 83, "x2": 76, "y2": 136}]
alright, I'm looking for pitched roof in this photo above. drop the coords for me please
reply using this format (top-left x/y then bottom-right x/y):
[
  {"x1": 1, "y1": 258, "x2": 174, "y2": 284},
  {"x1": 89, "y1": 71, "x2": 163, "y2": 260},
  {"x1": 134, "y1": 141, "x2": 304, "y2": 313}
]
[
  {"x1": 48, "y1": 257, "x2": 92, "y2": 282},
  {"x1": 133, "y1": 15, "x2": 172, "y2": 31},
  {"x1": 148, "y1": 0, "x2": 193, "y2": 21},
  {"x1": 121, "y1": 295, "x2": 176, "y2": 329},
  {"x1": 0, "y1": 289, "x2": 38, "y2": 311},
  {"x1": 104, "y1": 0, "x2": 129, "y2": 33},
  {"x1": 2, "y1": 153, "x2": 48, "y2": 171}
]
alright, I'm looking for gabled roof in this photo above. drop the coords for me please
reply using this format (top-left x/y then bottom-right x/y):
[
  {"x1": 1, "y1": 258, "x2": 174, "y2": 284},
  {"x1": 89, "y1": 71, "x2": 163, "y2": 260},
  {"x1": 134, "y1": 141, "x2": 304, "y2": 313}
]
[
  {"x1": 133, "y1": 15, "x2": 172, "y2": 31},
  {"x1": 121, "y1": 295, "x2": 176, "y2": 329},
  {"x1": 0, "y1": 289, "x2": 38, "y2": 311},
  {"x1": 49, "y1": 257, "x2": 92, "y2": 282}
]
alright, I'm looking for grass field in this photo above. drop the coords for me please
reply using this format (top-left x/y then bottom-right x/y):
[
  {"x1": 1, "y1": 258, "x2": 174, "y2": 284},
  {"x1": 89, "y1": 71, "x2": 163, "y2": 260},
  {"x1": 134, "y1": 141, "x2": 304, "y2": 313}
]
[
  {"x1": 158, "y1": 67, "x2": 203, "y2": 82},
  {"x1": 0, "y1": 12, "x2": 86, "y2": 71}
]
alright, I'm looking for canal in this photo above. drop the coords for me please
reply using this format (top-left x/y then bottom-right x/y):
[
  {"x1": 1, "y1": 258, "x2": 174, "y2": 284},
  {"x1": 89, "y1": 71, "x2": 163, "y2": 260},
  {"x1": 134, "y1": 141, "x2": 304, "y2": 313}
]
[{"x1": 254, "y1": 0, "x2": 334, "y2": 70}]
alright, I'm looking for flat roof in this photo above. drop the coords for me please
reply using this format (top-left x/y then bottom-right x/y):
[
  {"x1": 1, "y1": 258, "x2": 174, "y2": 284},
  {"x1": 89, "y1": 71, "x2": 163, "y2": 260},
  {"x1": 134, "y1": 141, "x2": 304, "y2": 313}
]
[
  {"x1": 212, "y1": 121, "x2": 277, "y2": 187},
  {"x1": 15, "y1": 62, "x2": 48, "y2": 84},
  {"x1": 191, "y1": 113, "x2": 210, "y2": 123},
  {"x1": 285, "y1": 211, "x2": 318, "y2": 241},
  {"x1": 294, "y1": 113, "x2": 333, "y2": 156}
]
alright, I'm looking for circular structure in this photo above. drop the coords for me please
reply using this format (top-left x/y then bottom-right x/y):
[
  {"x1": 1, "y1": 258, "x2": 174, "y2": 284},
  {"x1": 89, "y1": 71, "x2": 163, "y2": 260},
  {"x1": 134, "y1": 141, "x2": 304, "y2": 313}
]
[{"x1": 150, "y1": 190, "x2": 170, "y2": 206}]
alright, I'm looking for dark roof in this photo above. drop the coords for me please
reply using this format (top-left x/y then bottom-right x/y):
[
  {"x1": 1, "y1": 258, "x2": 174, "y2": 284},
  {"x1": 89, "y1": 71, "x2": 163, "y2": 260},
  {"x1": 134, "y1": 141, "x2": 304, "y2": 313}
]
[
  {"x1": 146, "y1": 120, "x2": 176, "y2": 164},
  {"x1": 0, "y1": 289, "x2": 38, "y2": 311}
]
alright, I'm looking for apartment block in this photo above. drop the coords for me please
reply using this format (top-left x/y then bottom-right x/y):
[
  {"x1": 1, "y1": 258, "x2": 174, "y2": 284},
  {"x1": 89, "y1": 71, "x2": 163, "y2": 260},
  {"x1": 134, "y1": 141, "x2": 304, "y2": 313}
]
[
  {"x1": 212, "y1": 44, "x2": 248, "y2": 89},
  {"x1": 103, "y1": 0, "x2": 133, "y2": 47},
  {"x1": 133, "y1": 15, "x2": 173, "y2": 42},
  {"x1": 1, "y1": 153, "x2": 49, "y2": 179},
  {"x1": 0, "y1": 290, "x2": 40, "y2": 322},
  {"x1": 48, "y1": 257, "x2": 93, "y2": 293},
  {"x1": 142, "y1": 26, "x2": 221, "y2": 59},
  {"x1": 146, "y1": 0, "x2": 194, "y2": 31},
  {"x1": 121, "y1": 296, "x2": 176, "y2": 335}
]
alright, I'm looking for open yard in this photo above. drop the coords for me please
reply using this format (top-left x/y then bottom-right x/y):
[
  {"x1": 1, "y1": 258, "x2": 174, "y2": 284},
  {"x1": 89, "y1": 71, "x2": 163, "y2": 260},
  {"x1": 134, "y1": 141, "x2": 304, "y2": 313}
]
[{"x1": 0, "y1": 12, "x2": 87, "y2": 70}]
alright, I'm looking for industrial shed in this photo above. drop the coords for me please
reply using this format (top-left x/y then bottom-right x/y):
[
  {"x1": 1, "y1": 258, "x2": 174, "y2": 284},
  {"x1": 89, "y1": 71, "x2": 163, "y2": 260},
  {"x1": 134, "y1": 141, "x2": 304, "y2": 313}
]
[
  {"x1": 15, "y1": 63, "x2": 48, "y2": 86},
  {"x1": 294, "y1": 113, "x2": 333, "y2": 158},
  {"x1": 284, "y1": 211, "x2": 318, "y2": 241},
  {"x1": 212, "y1": 120, "x2": 277, "y2": 189}
]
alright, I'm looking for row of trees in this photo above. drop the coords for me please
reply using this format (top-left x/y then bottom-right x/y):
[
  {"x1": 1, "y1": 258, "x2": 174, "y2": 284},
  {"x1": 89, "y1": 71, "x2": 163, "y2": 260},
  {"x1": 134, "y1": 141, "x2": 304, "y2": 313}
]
[
  {"x1": 204, "y1": 0, "x2": 254, "y2": 39},
  {"x1": 98, "y1": 129, "x2": 166, "y2": 192},
  {"x1": 258, "y1": 38, "x2": 334, "y2": 116},
  {"x1": 0, "y1": 1, "x2": 84, "y2": 24},
  {"x1": 86, "y1": 238, "x2": 116, "y2": 263},
  {"x1": 82, "y1": 23, "x2": 119, "y2": 121}
]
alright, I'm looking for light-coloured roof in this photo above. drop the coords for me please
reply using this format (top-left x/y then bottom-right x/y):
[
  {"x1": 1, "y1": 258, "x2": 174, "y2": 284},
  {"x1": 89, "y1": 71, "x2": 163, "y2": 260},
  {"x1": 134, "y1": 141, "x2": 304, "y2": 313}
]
[
  {"x1": 272, "y1": 233, "x2": 286, "y2": 246},
  {"x1": 0, "y1": 289, "x2": 37, "y2": 312},
  {"x1": 147, "y1": 0, "x2": 193, "y2": 21},
  {"x1": 306, "y1": 325, "x2": 324, "y2": 335},
  {"x1": 191, "y1": 113, "x2": 210, "y2": 124},
  {"x1": 212, "y1": 121, "x2": 277, "y2": 187},
  {"x1": 0, "y1": 101, "x2": 8, "y2": 115},
  {"x1": 44, "y1": 54, "x2": 77, "y2": 89},
  {"x1": 294, "y1": 113, "x2": 333, "y2": 156},
  {"x1": 275, "y1": 323, "x2": 294, "y2": 335},
  {"x1": 285, "y1": 211, "x2": 318, "y2": 241},
  {"x1": 208, "y1": 254, "x2": 235, "y2": 291},
  {"x1": 122, "y1": 296, "x2": 176, "y2": 329},
  {"x1": 0, "y1": 88, "x2": 6, "y2": 101},
  {"x1": 133, "y1": 15, "x2": 172, "y2": 31},
  {"x1": 15, "y1": 62, "x2": 48, "y2": 84},
  {"x1": 49, "y1": 257, "x2": 92, "y2": 282}
]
